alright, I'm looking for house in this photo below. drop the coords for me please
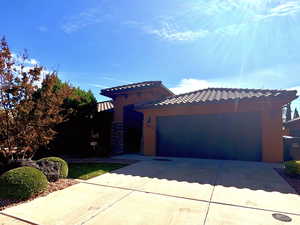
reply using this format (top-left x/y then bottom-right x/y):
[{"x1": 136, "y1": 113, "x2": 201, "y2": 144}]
[
  {"x1": 99, "y1": 81, "x2": 298, "y2": 163},
  {"x1": 285, "y1": 118, "x2": 300, "y2": 137}
]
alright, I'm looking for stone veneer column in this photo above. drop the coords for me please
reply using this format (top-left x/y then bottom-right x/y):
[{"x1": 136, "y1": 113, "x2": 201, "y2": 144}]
[{"x1": 111, "y1": 121, "x2": 124, "y2": 154}]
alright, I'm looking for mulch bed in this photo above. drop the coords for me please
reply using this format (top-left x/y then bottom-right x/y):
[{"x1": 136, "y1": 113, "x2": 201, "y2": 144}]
[
  {"x1": 274, "y1": 168, "x2": 300, "y2": 194},
  {"x1": 0, "y1": 179, "x2": 79, "y2": 211}
]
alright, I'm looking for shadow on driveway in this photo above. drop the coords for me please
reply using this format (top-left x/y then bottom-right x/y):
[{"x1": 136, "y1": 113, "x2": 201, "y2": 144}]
[{"x1": 109, "y1": 158, "x2": 297, "y2": 194}]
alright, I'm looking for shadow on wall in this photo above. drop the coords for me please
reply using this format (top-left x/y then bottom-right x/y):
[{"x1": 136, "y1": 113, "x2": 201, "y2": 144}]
[{"x1": 108, "y1": 159, "x2": 296, "y2": 195}]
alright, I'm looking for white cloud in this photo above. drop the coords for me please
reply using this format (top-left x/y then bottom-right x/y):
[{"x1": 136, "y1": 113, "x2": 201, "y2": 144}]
[
  {"x1": 170, "y1": 0, "x2": 300, "y2": 41},
  {"x1": 255, "y1": 1, "x2": 300, "y2": 21},
  {"x1": 144, "y1": 22, "x2": 209, "y2": 41},
  {"x1": 26, "y1": 58, "x2": 39, "y2": 65},
  {"x1": 125, "y1": 17, "x2": 249, "y2": 42},
  {"x1": 147, "y1": 28, "x2": 208, "y2": 41},
  {"x1": 170, "y1": 78, "x2": 220, "y2": 94},
  {"x1": 170, "y1": 63, "x2": 300, "y2": 95},
  {"x1": 186, "y1": 0, "x2": 300, "y2": 18},
  {"x1": 61, "y1": 8, "x2": 110, "y2": 33},
  {"x1": 12, "y1": 53, "x2": 39, "y2": 65},
  {"x1": 10, "y1": 53, "x2": 53, "y2": 87},
  {"x1": 125, "y1": 20, "x2": 209, "y2": 42},
  {"x1": 271, "y1": 1, "x2": 300, "y2": 14},
  {"x1": 11, "y1": 65, "x2": 51, "y2": 87}
]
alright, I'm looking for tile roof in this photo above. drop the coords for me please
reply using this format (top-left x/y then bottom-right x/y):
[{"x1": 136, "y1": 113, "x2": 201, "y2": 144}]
[
  {"x1": 97, "y1": 101, "x2": 114, "y2": 112},
  {"x1": 101, "y1": 81, "x2": 162, "y2": 96},
  {"x1": 136, "y1": 88, "x2": 297, "y2": 109}
]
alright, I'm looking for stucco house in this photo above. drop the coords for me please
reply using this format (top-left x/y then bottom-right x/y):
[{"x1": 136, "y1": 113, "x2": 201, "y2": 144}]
[{"x1": 98, "y1": 81, "x2": 298, "y2": 163}]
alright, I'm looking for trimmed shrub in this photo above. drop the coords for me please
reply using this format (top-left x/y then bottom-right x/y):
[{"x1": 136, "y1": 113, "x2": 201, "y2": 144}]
[
  {"x1": 284, "y1": 160, "x2": 300, "y2": 176},
  {"x1": 37, "y1": 157, "x2": 68, "y2": 178},
  {"x1": 0, "y1": 167, "x2": 48, "y2": 200}
]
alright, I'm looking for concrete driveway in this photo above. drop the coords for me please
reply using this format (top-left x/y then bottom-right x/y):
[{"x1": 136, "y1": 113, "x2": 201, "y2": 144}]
[{"x1": 1, "y1": 156, "x2": 300, "y2": 225}]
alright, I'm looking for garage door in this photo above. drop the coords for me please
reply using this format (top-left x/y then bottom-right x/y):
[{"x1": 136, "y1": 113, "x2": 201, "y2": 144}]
[{"x1": 156, "y1": 112, "x2": 262, "y2": 161}]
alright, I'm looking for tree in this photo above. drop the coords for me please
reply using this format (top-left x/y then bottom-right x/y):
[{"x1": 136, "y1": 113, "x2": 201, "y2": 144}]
[
  {"x1": 285, "y1": 103, "x2": 292, "y2": 121},
  {"x1": 294, "y1": 107, "x2": 300, "y2": 119},
  {"x1": 63, "y1": 85, "x2": 97, "y2": 118},
  {"x1": 0, "y1": 38, "x2": 72, "y2": 163},
  {"x1": 48, "y1": 81, "x2": 98, "y2": 157}
]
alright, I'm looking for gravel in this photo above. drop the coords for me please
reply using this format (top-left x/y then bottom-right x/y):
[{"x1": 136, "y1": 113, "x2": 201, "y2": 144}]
[{"x1": 274, "y1": 168, "x2": 300, "y2": 194}]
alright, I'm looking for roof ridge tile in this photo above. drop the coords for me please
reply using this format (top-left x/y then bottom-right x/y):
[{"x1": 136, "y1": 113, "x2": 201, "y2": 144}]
[{"x1": 135, "y1": 87, "x2": 297, "y2": 109}]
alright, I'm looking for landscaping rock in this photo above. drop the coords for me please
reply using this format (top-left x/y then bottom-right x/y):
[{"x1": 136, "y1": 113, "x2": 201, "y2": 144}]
[
  {"x1": 37, "y1": 157, "x2": 68, "y2": 179},
  {"x1": 36, "y1": 160, "x2": 61, "y2": 182},
  {"x1": 0, "y1": 159, "x2": 62, "y2": 182},
  {"x1": 0, "y1": 160, "x2": 39, "y2": 175}
]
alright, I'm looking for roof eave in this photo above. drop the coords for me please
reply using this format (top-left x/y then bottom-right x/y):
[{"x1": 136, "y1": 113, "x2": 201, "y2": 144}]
[
  {"x1": 98, "y1": 109, "x2": 114, "y2": 113},
  {"x1": 100, "y1": 83, "x2": 173, "y2": 98},
  {"x1": 136, "y1": 94, "x2": 297, "y2": 111}
]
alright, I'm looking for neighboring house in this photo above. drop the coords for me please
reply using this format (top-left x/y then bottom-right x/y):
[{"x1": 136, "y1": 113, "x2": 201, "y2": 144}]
[
  {"x1": 94, "y1": 100, "x2": 114, "y2": 153},
  {"x1": 97, "y1": 100, "x2": 114, "y2": 113},
  {"x1": 98, "y1": 81, "x2": 298, "y2": 163},
  {"x1": 285, "y1": 118, "x2": 300, "y2": 137}
]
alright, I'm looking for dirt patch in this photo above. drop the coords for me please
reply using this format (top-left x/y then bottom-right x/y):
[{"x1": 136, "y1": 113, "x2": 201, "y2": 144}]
[
  {"x1": 274, "y1": 168, "x2": 300, "y2": 194},
  {"x1": 0, "y1": 179, "x2": 78, "y2": 211}
]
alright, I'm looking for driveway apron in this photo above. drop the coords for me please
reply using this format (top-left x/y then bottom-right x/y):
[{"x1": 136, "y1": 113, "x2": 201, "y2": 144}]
[{"x1": 211, "y1": 160, "x2": 300, "y2": 214}]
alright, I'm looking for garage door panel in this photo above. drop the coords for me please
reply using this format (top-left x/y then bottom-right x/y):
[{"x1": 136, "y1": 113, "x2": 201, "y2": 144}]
[{"x1": 156, "y1": 112, "x2": 262, "y2": 161}]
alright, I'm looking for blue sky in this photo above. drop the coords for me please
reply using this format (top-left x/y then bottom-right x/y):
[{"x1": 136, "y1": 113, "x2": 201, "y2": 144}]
[{"x1": 1, "y1": 0, "x2": 300, "y2": 110}]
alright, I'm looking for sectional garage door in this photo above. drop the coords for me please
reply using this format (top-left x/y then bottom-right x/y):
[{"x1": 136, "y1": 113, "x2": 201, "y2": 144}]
[{"x1": 156, "y1": 112, "x2": 262, "y2": 161}]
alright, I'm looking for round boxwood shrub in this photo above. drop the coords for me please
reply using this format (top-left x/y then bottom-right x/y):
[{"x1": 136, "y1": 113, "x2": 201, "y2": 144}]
[
  {"x1": 284, "y1": 160, "x2": 300, "y2": 176},
  {"x1": 0, "y1": 166, "x2": 48, "y2": 200},
  {"x1": 37, "y1": 157, "x2": 68, "y2": 178}
]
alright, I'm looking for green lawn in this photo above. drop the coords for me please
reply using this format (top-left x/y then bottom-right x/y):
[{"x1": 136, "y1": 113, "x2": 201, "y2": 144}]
[{"x1": 68, "y1": 163, "x2": 128, "y2": 180}]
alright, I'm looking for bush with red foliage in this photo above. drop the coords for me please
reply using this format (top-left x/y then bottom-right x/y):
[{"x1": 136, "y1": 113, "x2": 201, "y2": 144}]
[{"x1": 0, "y1": 37, "x2": 73, "y2": 164}]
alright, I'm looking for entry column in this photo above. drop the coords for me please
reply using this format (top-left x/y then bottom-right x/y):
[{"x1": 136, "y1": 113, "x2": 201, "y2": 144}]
[{"x1": 111, "y1": 103, "x2": 124, "y2": 154}]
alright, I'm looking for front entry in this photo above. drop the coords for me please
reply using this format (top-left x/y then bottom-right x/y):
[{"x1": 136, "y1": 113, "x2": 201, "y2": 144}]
[{"x1": 123, "y1": 105, "x2": 143, "y2": 153}]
